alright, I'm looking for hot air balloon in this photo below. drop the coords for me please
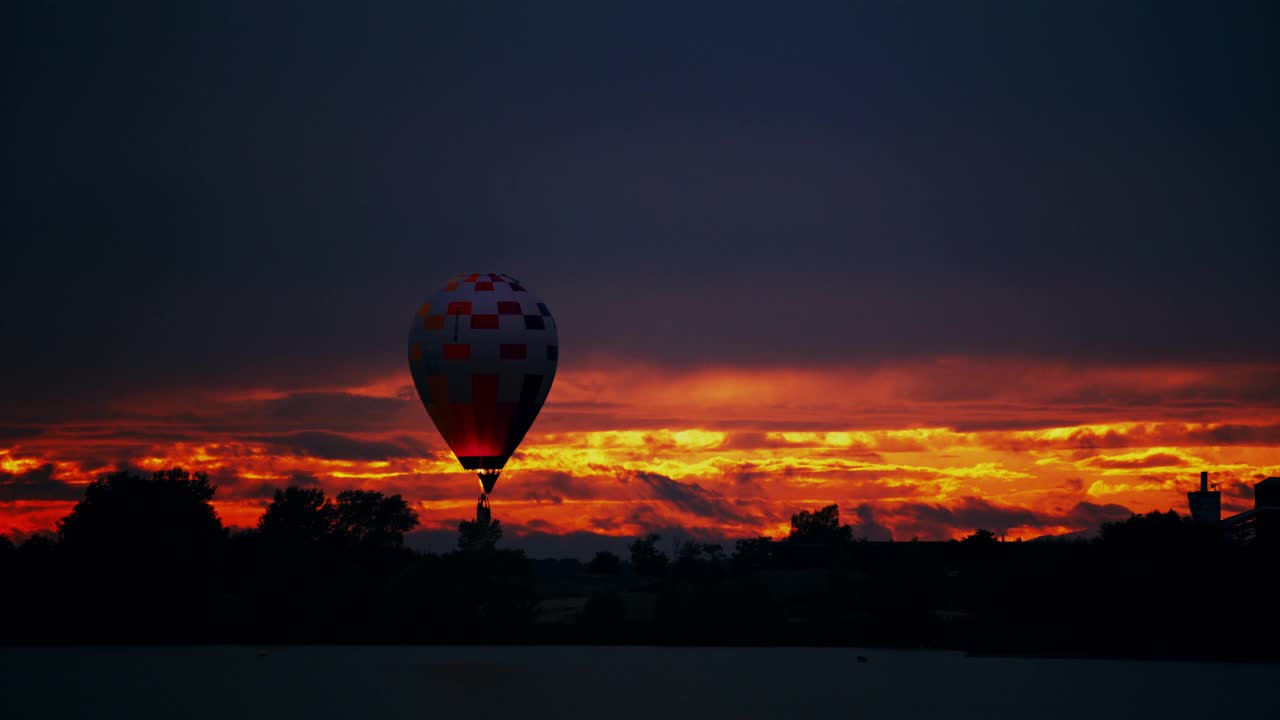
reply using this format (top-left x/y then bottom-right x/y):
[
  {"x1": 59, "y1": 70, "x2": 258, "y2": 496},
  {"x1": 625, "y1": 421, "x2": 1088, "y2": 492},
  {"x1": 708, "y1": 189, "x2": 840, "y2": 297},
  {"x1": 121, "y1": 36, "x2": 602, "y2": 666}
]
[{"x1": 407, "y1": 273, "x2": 558, "y2": 521}]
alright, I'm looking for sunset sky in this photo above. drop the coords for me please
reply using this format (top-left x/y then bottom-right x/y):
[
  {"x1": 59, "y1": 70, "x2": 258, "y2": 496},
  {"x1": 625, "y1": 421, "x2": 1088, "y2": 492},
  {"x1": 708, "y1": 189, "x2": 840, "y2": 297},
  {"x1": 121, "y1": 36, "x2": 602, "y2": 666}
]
[{"x1": 4, "y1": 3, "x2": 1278, "y2": 553}]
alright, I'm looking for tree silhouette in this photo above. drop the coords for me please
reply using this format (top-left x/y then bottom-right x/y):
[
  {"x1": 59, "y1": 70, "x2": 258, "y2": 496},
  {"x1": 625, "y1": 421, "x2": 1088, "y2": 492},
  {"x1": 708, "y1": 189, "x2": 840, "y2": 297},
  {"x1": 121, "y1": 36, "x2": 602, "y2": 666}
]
[
  {"x1": 787, "y1": 504, "x2": 853, "y2": 545},
  {"x1": 732, "y1": 536, "x2": 774, "y2": 574},
  {"x1": 587, "y1": 550, "x2": 622, "y2": 574},
  {"x1": 1100, "y1": 510, "x2": 1193, "y2": 547},
  {"x1": 257, "y1": 486, "x2": 419, "y2": 550},
  {"x1": 703, "y1": 543, "x2": 725, "y2": 563},
  {"x1": 57, "y1": 467, "x2": 225, "y2": 557},
  {"x1": 629, "y1": 533, "x2": 668, "y2": 576},
  {"x1": 48, "y1": 468, "x2": 226, "y2": 639},
  {"x1": 672, "y1": 540, "x2": 726, "y2": 578},
  {"x1": 458, "y1": 516, "x2": 503, "y2": 552},
  {"x1": 960, "y1": 528, "x2": 999, "y2": 544},
  {"x1": 334, "y1": 490, "x2": 419, "y2": 549},
  {"x1": 18, "y1": 533, "x2": 56, "y2": 557},
  {"x1": 258, "y1": 486, "x2": 336, "y2": 546}
]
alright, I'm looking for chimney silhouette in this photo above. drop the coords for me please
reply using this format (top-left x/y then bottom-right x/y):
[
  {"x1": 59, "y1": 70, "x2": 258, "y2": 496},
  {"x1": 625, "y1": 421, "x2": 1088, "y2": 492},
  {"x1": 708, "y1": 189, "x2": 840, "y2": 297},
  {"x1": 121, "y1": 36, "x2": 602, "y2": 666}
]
[{"x1": 1188, "y1": 470, "x2": 1221, "y2": 524}]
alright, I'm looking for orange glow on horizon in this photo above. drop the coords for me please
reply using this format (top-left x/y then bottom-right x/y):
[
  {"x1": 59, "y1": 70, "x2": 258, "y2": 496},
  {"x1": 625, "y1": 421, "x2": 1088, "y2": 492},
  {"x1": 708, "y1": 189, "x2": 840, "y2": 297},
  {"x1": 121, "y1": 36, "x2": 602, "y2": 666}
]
[{"x1": 3, "y1": 358, "x2": 1279, "y2": 543}]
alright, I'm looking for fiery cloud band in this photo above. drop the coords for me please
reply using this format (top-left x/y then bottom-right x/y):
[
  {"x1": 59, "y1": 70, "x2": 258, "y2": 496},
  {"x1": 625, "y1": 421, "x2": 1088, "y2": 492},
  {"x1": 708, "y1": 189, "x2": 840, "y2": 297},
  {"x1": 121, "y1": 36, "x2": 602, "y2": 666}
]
[{"x1": 3, "y1": 358, "x2": 1278, "y2": 545}]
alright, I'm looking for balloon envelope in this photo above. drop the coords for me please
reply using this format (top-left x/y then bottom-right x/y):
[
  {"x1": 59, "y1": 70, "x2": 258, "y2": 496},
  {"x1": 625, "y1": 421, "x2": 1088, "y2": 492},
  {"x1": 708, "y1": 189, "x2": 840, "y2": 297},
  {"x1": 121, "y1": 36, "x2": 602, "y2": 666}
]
[{"x1": 407, "y1": 273, "x2": 558, "y2": 485}]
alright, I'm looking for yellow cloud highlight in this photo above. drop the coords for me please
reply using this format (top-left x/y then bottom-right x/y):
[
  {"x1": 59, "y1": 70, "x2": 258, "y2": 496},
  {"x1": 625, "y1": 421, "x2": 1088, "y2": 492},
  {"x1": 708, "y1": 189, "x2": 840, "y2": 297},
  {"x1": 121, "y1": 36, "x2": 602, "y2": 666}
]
[
  {"x1": 0, "y1": 451, "x2": 43, "y2": 474},
  {"x1": 5, "y1": 370, "x2": 1280, "y2": 543}
]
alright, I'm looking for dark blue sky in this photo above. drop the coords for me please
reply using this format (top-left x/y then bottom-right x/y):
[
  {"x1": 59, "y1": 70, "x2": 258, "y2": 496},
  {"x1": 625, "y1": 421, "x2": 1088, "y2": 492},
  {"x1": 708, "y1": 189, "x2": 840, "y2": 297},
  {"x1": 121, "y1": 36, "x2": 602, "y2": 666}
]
[{"x1": 4, "y1": 1, "x2": 1277, "y2": 413}]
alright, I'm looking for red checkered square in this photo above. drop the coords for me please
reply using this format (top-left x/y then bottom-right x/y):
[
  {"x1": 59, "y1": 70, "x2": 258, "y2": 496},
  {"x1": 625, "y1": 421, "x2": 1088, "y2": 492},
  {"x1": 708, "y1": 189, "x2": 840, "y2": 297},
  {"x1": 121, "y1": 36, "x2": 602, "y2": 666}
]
[{"x1": 471, "y1": 314, "x2": 499, "y2": 329}]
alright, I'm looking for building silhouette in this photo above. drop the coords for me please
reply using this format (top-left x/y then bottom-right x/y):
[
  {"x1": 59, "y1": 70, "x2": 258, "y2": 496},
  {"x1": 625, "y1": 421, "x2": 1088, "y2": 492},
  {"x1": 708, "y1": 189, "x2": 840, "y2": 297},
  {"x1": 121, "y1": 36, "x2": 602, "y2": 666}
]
[
  {"x1": 1187, "y1": 471, "x2": 1221, "y2": 524},
  {"x1": 1222, "y1": 476, "x2": 1280, "y2": 545},
  {"x1": 1193, "y1": 473, "x2": 1280, "y2": 545}
]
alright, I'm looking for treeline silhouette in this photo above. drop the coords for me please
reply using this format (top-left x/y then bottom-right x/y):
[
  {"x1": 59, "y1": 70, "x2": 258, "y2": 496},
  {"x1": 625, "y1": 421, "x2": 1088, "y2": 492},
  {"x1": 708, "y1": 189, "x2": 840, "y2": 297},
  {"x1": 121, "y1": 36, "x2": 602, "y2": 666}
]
[{"x1": 2, "y1": 467, "x2": 1277, "y2": 659}]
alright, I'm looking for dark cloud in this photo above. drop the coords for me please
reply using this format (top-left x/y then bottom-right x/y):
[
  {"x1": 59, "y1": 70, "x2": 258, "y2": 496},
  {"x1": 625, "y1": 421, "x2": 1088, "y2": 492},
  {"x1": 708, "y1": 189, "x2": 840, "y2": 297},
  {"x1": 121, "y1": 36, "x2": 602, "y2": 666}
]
[
  {"x1": 523, "y1": 491, "x2": 564, "y2": 506},
  {"x1": 1191, "y1": 424, "x2": 1280, "y2": 446},
  {"x1": 719, "y1": 433, "x2": 802, "y2": 451},
  {"x1": 239, "y1": 393, "x2": 418, "y2": 434},
  {"x1": 1224, "y1": 480, "x2": 1259, "y2": 502},
  {"x1": 4, "y1": 393, "x2": 428, "y2": 445},
  {"x1": 242, "y1": 431, "x2": 429, "y2": 461},
  {"x1": 950, "y1": 418, "x2": 1093, "y2": 433},
  {"x1": 1043, "y1": 371, "x2": 1280, "y2": 420},
  {"x1": 885, "y1": 497, "x2": 1052, "y2": 538},
  {"x1": 3, "y1": 2, "x2": 1278, "y2": 417},
  {"x1": 0, "y1": 427, "x2": 42, "y2": 442},
  {"x1": 0, "y1": 464, "x2": 83, "y2": 502},
  {"x1": 215, "y1": 470, "x2": 323, "y2": 501},
  {"x1": 871, "y1": 496, "x2": 1137, "y2": 540},
  {"x1": 622, "y1": 503, "x2": 679, "y2": 534},
  {"x1": 847, "y1": 503, "x2": 894, "y2": 542},
  {"x1": 984, "y1": 422, "x2": 1280, "y2": 453},
  {"x1": 503, "y1": 471, "x2": 604, "y2": 504},
  {"x1": 1061, "y1": 502, "x2": 1134, "y2": 531},
  {"x1": 621, "y1": 471, "x2": 751, "y2": 525}
]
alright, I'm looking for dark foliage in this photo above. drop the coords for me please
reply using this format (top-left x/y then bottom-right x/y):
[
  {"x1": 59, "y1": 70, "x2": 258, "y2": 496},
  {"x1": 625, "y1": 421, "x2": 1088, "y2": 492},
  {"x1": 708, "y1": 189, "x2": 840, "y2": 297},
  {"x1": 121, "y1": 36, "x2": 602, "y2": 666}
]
[
  {"x1": 258, "y1": 486, "x2": 335, "y2": 545},
  {"x1": 628, "y1": 533, "x2": 668, "y2": 577},
  {"x1": 457, "y1": 516, "x2": 503, "y2": 553},
  {"x1": 36, "y1": 468, "x2": 227, "y2": 639},
  {"x1": 2, "y1": 484, "x2": 1278, "y2": 658},
  {"x1": 731, "y1": 537, "x2": 774, "y2": 574},
  {"x1": 1099, "y1": 510, "x2": 1222, "y2": 549},
  {"x1": 334, "y1": 490, "x2": 419, "y2": 550},
  {"x1": 672, "y1": 541, "x2": 724, "y2": 579},
  {"x1": 580, "y1": 590, "x2": 626, "y2": 629},
  {"x1": 258, "y1": 486, "x2": 418, "y2": 550},
  {"x1": 58, "y1": 467, "x2": 225, "y2": 556},
  {"x1": 960, "y1": 528, "x2": 1000, "y2": 544},
  {"x1": 587, "y1": 551, "x2": 621, "y2": 575},
  {"x1": 787, "y1": 504, "x2": 853, "y2": 546}
]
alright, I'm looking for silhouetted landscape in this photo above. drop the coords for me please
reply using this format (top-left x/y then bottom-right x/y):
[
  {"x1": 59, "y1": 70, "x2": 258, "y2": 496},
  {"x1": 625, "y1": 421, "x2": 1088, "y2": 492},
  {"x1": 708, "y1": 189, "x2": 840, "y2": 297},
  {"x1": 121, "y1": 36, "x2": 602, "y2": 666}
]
[{"x1": 3, "y1": 467, "x2": 1276, "y2": 661}]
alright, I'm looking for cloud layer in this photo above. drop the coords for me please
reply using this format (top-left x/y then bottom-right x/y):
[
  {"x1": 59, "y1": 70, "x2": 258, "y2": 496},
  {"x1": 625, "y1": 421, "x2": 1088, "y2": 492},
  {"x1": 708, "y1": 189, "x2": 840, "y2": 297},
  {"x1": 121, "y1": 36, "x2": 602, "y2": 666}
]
[{"x1": 4, "y1": 358, "x2": 1278, "y2": 545}]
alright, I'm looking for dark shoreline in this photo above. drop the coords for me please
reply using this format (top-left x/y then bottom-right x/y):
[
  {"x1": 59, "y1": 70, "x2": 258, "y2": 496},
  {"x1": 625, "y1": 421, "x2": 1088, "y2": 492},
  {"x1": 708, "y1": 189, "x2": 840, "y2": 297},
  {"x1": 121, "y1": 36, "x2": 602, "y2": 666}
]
[
  {"x1": 4, "y1": 640, "x2": 1280, "y2": 667},
  {"x1": 5, "y1": 637, "x2": 1278, "y2": 665}
]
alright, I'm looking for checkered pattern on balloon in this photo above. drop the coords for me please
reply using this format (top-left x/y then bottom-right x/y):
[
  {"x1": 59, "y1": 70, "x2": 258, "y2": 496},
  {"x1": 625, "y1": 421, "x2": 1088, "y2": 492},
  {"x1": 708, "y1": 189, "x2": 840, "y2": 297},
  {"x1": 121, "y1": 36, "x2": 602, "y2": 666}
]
[{"x1": 407, "y1": 273, "x2": 558, "y2": 520}]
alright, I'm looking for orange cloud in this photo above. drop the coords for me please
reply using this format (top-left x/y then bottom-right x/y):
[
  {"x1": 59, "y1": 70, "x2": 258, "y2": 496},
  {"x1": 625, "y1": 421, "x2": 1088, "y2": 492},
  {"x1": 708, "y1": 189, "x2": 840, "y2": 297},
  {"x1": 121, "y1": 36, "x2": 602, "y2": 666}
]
[{"x1": 3, "y1": 358, "x2": 1279, "y2": 543}]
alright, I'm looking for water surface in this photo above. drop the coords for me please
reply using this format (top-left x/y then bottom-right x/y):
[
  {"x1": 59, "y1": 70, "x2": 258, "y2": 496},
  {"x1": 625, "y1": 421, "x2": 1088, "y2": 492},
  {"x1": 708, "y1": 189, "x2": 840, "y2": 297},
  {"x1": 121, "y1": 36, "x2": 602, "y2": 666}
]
[{"x1": 3, "y1": 645, "x2": 1275, "y2": 719}]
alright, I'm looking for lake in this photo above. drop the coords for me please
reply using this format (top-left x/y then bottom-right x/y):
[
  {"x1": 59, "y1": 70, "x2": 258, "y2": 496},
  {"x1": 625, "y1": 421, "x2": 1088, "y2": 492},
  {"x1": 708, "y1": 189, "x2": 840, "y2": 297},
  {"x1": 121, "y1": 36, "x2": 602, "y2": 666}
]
[{"x1": 2, "y1": 645, "x2": 1276, "y2": 719}]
